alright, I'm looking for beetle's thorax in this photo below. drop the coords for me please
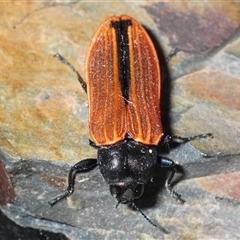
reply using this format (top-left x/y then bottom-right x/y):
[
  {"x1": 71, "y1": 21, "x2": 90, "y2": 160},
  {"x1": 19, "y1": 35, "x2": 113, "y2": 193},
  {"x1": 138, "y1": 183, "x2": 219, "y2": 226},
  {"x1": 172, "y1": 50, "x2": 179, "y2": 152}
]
[{"x1": 97, "y1": 140, "x2": 157, "y2": 203}]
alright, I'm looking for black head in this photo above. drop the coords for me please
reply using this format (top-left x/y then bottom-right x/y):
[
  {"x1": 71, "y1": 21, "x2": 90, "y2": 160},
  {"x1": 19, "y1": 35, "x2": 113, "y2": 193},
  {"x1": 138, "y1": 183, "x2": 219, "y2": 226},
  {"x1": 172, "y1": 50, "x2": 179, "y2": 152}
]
[
  {"x1": 98, "y1": 140, "x2": 157, "y2": 204},
  {"x1": 109, "y1": 183, "x2": 144, "y2": 204}
]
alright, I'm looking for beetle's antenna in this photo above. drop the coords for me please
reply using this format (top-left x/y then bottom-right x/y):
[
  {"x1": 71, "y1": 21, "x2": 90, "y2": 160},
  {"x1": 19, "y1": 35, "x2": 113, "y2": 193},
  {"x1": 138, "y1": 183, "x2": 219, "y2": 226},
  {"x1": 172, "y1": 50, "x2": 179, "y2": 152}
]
[
  {"x1": 115, "y1": 201, "x2": 121, "y2": 209},
  {"x1": 132, "y1": 202, "x2": 157, "y2": 227}
]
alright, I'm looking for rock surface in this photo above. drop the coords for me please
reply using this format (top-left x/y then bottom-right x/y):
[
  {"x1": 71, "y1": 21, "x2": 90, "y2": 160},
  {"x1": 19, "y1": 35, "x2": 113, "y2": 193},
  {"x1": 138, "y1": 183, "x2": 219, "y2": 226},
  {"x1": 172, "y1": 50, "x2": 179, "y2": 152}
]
[{"x1": 0, "y1": 1, "x2": 240, "y2": 240}]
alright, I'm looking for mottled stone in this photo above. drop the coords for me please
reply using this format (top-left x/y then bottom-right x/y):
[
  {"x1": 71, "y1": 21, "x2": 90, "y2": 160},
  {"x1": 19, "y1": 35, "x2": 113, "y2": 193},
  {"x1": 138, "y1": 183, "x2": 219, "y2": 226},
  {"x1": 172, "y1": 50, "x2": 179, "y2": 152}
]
[
  {"x1": 199, "y1": 172, "x2": 240, "y2": 200},
  {"x1": 0, "y1": 1, "x2": 240, "y2": 240},
  {"x1": 171, "y1": 69, "x2": 240, "y2": 154},
  {"x1": 144, "y1": 2, "x2": 240, "y2": 53}
]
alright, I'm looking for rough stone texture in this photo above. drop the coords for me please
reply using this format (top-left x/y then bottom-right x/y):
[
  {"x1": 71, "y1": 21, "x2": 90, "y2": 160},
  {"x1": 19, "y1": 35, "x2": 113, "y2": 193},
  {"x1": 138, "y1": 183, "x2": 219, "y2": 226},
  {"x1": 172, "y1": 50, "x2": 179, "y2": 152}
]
[
  {"x1": 145, "y1": 2, "x2": 239, "y2": 53},
  {"x1": 0, "y1": 1, "x2": 240, "y2": 240}
]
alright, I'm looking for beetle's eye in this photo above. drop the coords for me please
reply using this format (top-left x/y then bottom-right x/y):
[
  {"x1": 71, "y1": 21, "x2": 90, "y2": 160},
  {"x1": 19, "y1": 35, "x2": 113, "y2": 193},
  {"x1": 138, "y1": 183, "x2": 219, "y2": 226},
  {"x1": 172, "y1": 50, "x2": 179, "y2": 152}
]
[
  {"x1": 110, "y1": 186, "x2": 122, "y2": 198},
  {"x1": 134, "y1": 184, "x2": 144, "y2": 199}
]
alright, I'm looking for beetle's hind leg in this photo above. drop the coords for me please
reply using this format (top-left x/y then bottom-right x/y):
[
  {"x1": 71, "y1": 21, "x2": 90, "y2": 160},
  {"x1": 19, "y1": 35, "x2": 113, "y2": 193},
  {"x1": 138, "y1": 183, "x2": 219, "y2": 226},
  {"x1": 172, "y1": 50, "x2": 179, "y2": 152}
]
[{"x1": 54, "y1": 53, "x2": 87, "y2": 93}]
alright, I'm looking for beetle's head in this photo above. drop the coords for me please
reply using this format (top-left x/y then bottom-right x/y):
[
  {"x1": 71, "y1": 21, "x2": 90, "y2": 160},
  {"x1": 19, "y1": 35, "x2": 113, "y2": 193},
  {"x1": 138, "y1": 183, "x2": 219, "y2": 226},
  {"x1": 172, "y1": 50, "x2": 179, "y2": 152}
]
[
  {"x1": 97, "y1": 140, "x2": 157, "y2": 204},
  {"x1": 109, "y1": 182, "x2": 144, "y2": 204}
]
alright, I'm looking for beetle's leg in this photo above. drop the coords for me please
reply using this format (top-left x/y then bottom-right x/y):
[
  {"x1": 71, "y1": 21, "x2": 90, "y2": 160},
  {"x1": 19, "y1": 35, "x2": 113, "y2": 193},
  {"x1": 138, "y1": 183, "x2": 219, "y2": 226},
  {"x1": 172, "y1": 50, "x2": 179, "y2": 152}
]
[
  {"x1": 163, "y1": 133, "x2": 213, "y2": 146},
  {"x1": 165, "y1": 48, "x2": 179, "y2": 63},
  {"x1": 158, "y1": 157, "x2": 185, "y2": 203},
  {"x1": 54, "y1": 53, "x2": 87, "y2": 93},
  {"x1": 48, "y1": 159, "x2": 97, "y2": 206}
]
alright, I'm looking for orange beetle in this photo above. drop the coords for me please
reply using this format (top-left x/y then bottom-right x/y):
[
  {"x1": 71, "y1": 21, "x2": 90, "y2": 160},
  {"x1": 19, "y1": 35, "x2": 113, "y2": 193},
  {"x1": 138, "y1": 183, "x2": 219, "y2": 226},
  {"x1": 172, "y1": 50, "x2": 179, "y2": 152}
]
[{"x1": 49, "y1": 15, "x2": 211, "y2": 226}]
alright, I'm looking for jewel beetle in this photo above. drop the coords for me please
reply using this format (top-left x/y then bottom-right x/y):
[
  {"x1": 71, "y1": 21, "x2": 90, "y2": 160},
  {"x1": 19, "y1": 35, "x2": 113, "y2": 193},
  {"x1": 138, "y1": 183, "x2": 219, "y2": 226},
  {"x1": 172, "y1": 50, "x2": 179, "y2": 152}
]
[{"x1": 49, "y1": 15, "x2": 212, "y2": 226}]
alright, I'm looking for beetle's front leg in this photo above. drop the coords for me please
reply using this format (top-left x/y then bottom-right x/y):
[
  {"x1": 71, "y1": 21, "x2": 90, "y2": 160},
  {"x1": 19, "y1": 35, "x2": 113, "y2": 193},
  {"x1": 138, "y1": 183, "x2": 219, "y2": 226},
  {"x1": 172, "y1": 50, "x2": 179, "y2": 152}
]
[
  {"x1": 49, "y1": 159, "x2": 97, "y2": 206},
  {"x1": 158, "y1": 157, "x2": 185, "y2": 204}
]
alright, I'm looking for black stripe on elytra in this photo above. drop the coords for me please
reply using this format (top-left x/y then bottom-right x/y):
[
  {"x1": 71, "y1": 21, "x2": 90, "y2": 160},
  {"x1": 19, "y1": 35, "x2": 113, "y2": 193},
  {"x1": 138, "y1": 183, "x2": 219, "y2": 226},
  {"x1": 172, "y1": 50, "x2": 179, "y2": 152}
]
[{"x1": 110, "y1": 20, "x2": 132, "y2": 104}]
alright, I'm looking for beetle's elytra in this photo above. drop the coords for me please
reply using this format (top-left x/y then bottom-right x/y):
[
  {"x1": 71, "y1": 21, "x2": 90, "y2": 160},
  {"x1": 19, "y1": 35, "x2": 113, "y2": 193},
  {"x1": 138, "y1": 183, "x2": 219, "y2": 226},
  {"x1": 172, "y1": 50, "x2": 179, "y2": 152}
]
[
  {"x1": 49, "y1": 15, "x2": 212, "y2": 226},
  {"x1": 86, "y1": 15, "x2": 162, "y2": 146}
]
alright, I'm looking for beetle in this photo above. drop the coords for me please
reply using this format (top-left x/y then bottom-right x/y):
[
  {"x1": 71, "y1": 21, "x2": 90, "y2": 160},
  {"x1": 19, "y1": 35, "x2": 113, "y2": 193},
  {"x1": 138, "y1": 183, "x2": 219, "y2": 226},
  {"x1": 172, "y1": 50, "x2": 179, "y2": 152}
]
[{"x1": 49, "y1": 15, "x2": 212, "y2": 226}]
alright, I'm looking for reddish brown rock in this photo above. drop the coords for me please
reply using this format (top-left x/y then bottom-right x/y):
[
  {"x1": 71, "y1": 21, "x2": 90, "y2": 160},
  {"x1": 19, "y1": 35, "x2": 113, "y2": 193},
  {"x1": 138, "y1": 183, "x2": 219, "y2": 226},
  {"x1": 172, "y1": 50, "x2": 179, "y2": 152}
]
[
  {"x1": 0, "y1": 1, "x2": 239, "y2": 240},
  {"x1": 0, "y1": 157, "x2": 15, "y2": 205}
]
